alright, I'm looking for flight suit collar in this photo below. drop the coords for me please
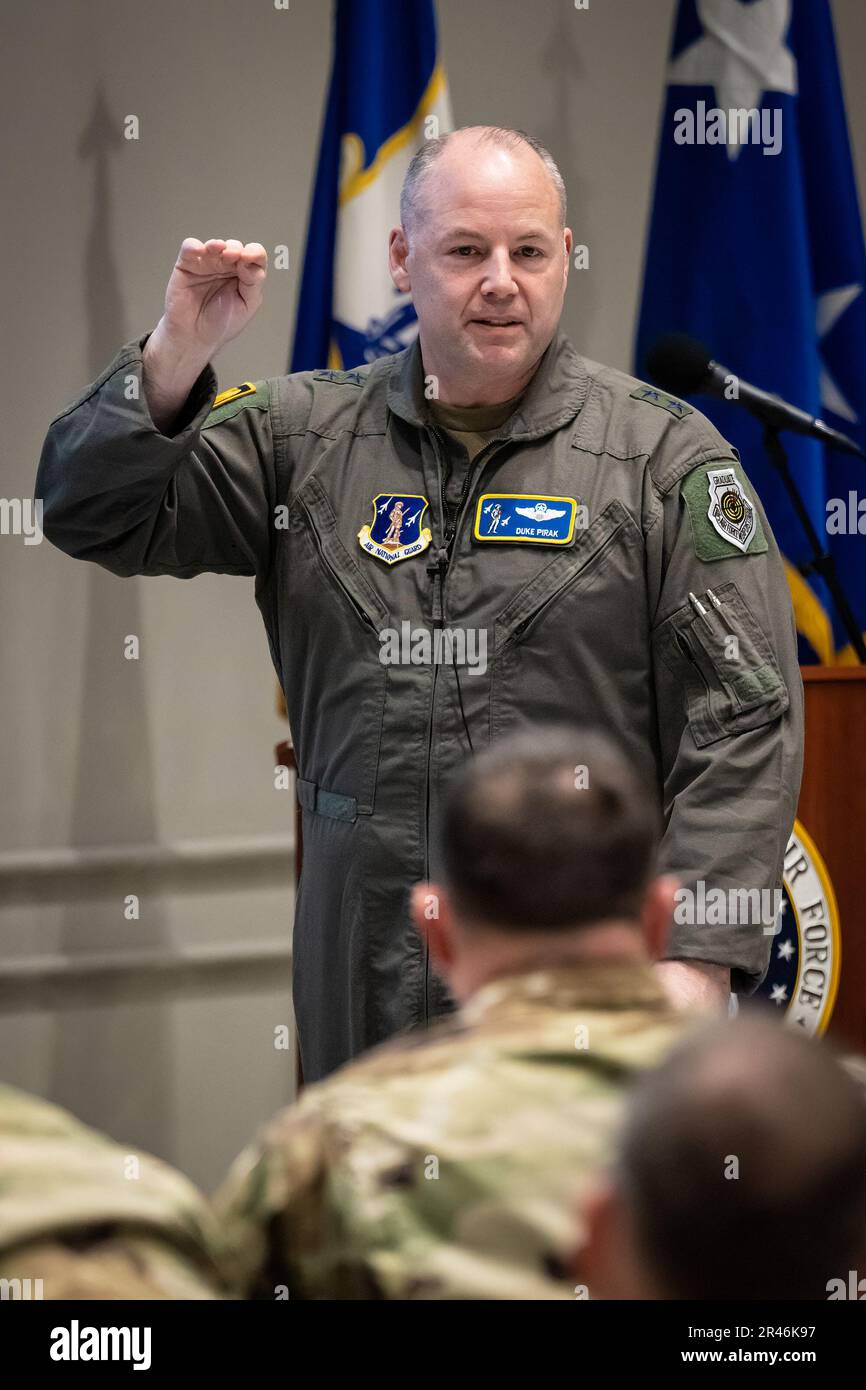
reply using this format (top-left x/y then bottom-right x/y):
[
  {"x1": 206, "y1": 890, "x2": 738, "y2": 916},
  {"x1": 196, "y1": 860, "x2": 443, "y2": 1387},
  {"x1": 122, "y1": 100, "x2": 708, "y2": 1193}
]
[
  {"x1": 459, "y1": 958, "x2": 671, "y2": 1027},
  {"x1": 385, "y1": 325, "x2": 590, "y2": 441}
]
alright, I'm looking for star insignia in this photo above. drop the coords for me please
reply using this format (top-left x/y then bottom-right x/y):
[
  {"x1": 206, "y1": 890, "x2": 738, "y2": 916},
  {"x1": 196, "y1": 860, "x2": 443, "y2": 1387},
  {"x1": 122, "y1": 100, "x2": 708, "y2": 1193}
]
[{"x1": 668, "y1": 0, "x2": 797, "y2": 161}]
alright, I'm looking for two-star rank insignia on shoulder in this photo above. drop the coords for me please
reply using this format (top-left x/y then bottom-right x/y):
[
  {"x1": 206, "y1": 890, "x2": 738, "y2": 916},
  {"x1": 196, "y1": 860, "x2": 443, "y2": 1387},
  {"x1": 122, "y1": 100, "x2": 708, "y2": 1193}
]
[
  {"x1": 202, "y1": 381, "x2": 269, "y2": 429},
  {"x1": 629, "y1": 384, "x2": 693, "y2": 420},
  {"x1": 313, "y1": 368, "x2": 366, "y2": 387}
]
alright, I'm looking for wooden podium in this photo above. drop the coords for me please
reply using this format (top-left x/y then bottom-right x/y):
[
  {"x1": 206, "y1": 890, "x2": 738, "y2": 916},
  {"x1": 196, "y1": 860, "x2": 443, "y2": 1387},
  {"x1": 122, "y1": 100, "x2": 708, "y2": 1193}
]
[
  {"x1": 277, "y1": 668, "x2": 866, "y2": 1083},
  {"x1": 797, "y1": 667, "x2": 866, "y2": 1053}
]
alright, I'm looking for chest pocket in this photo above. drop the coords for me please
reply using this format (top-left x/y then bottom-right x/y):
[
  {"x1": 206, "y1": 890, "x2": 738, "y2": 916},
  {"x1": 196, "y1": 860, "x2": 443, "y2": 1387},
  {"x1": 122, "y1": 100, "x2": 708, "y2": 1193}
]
[
  {"x1": 494, "y1": 498, "x2": 633, "y2": 644},
  {"x1": 286, "y1": 475, "x2": 390, "y2": 816},
  {"x1": 490, "y1": 499, "x2": 643, "y2": 739},
  {"x1": 295, "y1": 474, "x2": 389, "y2": 633},
  {"x1": 655, "y1": 581, "x2": 790, "y2": 748}
]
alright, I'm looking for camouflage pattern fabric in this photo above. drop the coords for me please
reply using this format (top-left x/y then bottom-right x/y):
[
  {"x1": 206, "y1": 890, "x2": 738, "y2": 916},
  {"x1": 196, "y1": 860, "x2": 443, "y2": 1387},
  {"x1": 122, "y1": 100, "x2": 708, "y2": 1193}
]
[
  {"x1": 0, "y1": 1084, "x2": 227, "y2": 1299},
  {"x1": 213, "y1": 960, "x2": 702, "y2": 1300}
]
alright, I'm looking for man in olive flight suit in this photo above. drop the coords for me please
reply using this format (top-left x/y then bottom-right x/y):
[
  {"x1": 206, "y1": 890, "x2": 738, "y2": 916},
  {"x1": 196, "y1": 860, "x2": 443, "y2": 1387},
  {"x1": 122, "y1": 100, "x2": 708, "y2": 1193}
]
[{"x1": 35, "y1": 126, "x2": 804, "y2": 1083}]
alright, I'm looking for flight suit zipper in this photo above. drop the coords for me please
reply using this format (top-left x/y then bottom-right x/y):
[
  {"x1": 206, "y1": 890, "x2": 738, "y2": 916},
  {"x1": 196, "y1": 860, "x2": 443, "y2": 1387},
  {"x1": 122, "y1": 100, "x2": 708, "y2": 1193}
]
[{"x1": 421, "y1": 425, "x2": 504, "y2": 1021}]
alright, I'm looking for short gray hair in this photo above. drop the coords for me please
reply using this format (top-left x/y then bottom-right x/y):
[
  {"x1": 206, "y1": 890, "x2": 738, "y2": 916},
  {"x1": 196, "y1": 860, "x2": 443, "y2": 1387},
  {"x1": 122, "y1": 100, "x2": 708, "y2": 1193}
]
[{"x1": 400, "y1": 125, "x2": 567, "y2": 235}]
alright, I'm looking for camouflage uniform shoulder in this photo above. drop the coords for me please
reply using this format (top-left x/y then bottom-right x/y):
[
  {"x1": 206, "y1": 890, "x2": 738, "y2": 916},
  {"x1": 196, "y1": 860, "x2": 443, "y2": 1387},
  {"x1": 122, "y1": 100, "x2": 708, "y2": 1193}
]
[
  {"x1": 574, "y1": 356, "x2": 739, "y2": 496},
  {"x1": 212, "y1": 977, "x2": 701, "y2": 1300},
  {"x1": 293, "y1": 973, "x2": 693, "y2": 1120},
  {"x1": 0, "y1": 1080, "x2": 84, "y2": 1140},
  {"x1": 0, "y1": 1083, "x2": 223, "y2": 1287},
  {"x1": 234, "y1": 1013, "x2": 480, "y2": 1162}
]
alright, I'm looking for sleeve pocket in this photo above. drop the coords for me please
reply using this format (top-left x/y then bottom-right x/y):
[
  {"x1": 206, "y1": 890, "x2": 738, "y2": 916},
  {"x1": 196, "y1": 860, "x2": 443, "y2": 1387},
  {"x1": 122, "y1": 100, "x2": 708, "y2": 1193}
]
[{"x1": 657, "y1": 581, "x2": 790, "y2": 748}]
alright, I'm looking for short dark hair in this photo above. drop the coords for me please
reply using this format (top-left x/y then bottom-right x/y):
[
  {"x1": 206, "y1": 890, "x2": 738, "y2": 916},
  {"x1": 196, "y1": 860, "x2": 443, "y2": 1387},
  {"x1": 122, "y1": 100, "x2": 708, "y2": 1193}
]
[
  {"x1": 618, "y1": 1012, "x2": 866, "y2": 1300},
  {"x1": 438, "y1": 724, "x2": 660, "y2": 930}
]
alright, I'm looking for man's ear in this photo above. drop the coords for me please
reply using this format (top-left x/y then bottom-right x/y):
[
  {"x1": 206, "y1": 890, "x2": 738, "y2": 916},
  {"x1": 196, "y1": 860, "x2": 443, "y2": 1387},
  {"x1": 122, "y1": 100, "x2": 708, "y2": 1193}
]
[
  {"x1": 389, "y1": 226, "x2": 411, "y2": 293},
  {"x1": 640, "y1": 874, "x2": 679, "y2": 961},
  {"x1": 562, "y1": 226, "x2": 573, "y2": 287},
  {"x1": 410, "y1": 881, "x2": 456, "y2": 974}
]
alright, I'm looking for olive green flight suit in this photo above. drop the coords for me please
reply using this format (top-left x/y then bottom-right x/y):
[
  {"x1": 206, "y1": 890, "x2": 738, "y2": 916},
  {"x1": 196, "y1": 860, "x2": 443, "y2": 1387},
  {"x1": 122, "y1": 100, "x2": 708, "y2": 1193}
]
[{"x1": 35, "y1": 328, "x2": 804, "y2": 1082}]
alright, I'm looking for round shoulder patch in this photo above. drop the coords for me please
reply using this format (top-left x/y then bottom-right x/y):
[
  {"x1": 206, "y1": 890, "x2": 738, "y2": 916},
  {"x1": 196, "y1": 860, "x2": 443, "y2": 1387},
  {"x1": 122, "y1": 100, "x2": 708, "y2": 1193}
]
[
  {"x1": 681, "y1": 459, "x2": 769, "y2": 560},
  {"x1": 756, "y1": 819, "x2": 841, "y2": 1035}
]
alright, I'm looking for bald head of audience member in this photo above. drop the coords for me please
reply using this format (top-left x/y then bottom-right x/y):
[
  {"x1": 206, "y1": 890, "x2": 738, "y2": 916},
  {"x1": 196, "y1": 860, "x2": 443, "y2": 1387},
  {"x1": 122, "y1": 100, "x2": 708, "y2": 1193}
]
[
  {"x1": 410, "y1": 724, "x2": 677, "y2": 1002},
  {"x1": 579, "y1": 1013, "x2": 866, "y2": 1299}
]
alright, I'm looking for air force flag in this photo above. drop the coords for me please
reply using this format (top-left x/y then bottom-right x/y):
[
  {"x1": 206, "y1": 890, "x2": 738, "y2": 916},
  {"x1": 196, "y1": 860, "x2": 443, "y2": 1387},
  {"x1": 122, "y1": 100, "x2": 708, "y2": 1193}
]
[
  {"x1": 290, "y1": 0, "x2": 452, "y2": 375},
  {"x1": 636, "y1": 0, "x2": 866, "y2": 663}
]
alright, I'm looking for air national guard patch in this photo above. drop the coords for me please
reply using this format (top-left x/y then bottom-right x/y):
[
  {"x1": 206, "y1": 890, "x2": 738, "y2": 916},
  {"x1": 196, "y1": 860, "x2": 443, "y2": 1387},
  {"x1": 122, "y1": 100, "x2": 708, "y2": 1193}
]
[
  {"x1": 474, "y1": 494, "x2": 577, "y2": 544},
  {"x1": 358, "y1": 493, "x2": 432, "y2": 565}
]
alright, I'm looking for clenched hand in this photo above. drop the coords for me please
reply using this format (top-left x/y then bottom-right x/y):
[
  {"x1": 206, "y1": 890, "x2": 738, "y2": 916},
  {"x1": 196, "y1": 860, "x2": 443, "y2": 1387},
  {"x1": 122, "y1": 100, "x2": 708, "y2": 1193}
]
[{"x1": 143, "y1": 238, "x2": 268, "y2": 434}]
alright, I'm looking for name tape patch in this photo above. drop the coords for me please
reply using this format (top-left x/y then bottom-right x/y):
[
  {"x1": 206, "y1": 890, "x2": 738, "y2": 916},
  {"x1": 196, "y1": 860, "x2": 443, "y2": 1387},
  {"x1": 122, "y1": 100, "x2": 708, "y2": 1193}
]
[{"x1": 474, "y1": 493, "x2": 577, "y2": 544}]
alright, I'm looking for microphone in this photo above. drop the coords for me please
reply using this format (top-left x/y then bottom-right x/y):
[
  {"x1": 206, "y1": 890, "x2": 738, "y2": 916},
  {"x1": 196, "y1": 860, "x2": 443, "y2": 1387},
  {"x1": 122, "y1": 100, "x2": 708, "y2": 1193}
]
[{"x1": 646, "y1": 333, "x2": 866, "y2": 460}]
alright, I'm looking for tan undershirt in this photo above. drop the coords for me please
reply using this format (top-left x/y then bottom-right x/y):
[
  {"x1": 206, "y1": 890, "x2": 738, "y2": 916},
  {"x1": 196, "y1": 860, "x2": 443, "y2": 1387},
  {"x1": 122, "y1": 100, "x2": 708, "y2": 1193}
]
[{"x1": 428, "y1": 389, "x2": 526, "y2": 520}]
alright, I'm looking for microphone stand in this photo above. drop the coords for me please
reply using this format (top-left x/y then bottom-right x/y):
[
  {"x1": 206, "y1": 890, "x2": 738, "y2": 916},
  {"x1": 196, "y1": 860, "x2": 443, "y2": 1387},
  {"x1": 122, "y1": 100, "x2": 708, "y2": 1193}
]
[{"x1": 762, "y1": 426, "x2": 866, "y2": 663}]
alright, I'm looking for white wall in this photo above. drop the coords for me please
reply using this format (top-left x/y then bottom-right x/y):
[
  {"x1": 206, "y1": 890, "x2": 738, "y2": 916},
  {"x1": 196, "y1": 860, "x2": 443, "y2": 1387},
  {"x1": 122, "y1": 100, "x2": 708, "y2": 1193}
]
[{"x1": 2, "y1": 0, "x2": 864, "y2": 1193}]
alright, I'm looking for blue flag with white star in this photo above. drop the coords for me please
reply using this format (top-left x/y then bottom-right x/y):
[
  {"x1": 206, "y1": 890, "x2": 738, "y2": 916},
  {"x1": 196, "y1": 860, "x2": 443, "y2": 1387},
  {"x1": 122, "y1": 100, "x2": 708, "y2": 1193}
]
[
  {"x1": 636, "y1": 0, "x2": 866, "y2": 663},
  {"x1": 290, "y1": 0, "x2": 452, "y2": 376}
]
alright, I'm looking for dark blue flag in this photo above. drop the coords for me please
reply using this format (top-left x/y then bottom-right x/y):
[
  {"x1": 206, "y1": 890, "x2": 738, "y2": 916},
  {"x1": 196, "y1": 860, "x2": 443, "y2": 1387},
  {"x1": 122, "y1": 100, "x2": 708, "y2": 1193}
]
[
  {"x1": 290, "y1": 0, "x2": 452, "y2": 376},
  {"x1": 636, "y1": 0, "x2": 866, "y2": 663}
]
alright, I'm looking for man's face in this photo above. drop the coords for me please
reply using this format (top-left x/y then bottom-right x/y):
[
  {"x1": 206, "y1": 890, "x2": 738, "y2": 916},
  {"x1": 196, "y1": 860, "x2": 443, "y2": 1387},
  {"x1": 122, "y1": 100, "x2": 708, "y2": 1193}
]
[{"x1": 390, "y1": 139, "x2": 572, "y2": 394}]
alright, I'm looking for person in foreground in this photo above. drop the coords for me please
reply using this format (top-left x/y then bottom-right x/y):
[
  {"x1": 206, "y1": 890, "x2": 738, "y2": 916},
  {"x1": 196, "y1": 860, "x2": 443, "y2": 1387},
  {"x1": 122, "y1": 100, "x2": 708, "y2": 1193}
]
[
  {"x1": 576, "y1": 1013, "x2": 866, "y2": 1300},
  {"x1": 0, "y1": 1083, "x2": 226, "y2": 1299},
  {"x1": 212, "y1": 724, "x2": 703, "y2": 1300}
]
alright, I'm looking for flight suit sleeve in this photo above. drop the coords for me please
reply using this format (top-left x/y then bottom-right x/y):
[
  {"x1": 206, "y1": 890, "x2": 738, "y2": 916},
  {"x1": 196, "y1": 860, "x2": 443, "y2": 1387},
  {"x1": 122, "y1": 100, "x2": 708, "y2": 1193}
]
[
  {"x1": 35, "y1": 331, "x2": 279, "y2": 583},
  {"x1": 649, "y1": 456, "x2": 805, "y2": 994}
]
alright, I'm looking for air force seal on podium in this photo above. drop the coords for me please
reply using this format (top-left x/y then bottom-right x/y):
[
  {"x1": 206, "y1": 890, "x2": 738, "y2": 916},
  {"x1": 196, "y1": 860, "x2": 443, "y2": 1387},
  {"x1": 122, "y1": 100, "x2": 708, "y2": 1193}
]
[
  {"x1": 358, "y1": 493, "x2": 432, "y2": 566},
  {"x1": 756, "y1": 820, "x2": 841, "y2": 1036},
  {"x1": 706, "y1": 466, "x2": 757, "y2": 551}
]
